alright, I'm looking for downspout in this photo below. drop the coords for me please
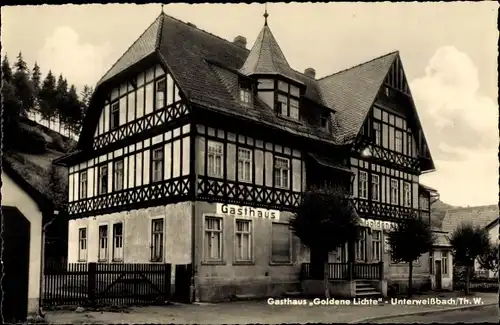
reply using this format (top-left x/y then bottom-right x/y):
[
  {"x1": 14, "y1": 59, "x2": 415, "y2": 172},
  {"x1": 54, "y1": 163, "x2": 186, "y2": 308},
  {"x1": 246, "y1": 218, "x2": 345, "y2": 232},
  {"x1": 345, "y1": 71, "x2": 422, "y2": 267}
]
[{"x1": 38, "y1": 209, "x2": 59, "y2": 317}]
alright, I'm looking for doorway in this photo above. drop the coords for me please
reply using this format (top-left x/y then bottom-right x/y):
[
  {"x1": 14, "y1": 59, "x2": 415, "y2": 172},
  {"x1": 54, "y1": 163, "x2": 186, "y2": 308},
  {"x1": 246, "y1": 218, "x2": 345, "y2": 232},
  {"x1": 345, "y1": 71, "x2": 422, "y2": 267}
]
[{"x1": 435, "y1": 260, "x2": 442, "y2": 290}]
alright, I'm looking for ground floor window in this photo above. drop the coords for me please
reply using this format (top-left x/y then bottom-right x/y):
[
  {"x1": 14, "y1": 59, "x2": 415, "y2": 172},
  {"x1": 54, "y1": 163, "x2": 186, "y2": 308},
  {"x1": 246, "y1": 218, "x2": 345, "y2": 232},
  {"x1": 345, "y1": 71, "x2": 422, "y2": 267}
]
[
  {"x1": 204, "y1": 216, "x2": 223, "y2": 261},
  {"x1": 372, "y1": 230, "x2": 382, "y2": 261},
  {"x1": 271, "y1": 222, "x2": 292, "y2": 263},
  {"x1": 78, "y1": 227, "x2": 87, "y2": 262},
  {"x1": 151, "y1": 218, "x2": 164, "y2": 262},
  {"x1": 235, "y1": 219, "x2": 252, "y2": 262},
  {"x1": 355, "y1": 228, "x2": 367, "y2": 262},
  {"x1": 442, "y1": 251, "x2": 448, "y2": 275},
  {"x1": 98, "y1": 225, "x2": 108, "y2": 262},
  {"x1": 112, "y1": 223, "x2": 123, "y2": 262}
]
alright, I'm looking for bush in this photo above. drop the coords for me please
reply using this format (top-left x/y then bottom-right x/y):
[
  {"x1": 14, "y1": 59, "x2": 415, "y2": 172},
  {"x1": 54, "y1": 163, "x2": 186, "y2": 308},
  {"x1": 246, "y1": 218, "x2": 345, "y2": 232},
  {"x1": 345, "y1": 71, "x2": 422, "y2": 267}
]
[{"x1": 16, "y1": 127, "x2": 47, "y2": 154}]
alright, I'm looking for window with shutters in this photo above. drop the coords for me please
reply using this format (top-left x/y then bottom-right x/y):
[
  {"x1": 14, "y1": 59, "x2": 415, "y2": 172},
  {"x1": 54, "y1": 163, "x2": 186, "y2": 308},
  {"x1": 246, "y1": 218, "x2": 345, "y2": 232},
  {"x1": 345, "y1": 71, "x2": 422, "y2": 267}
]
[
  {"x1": 271, "y1": 223, "x2": 292, "y2": 263},
  {"x1": 78, "y1": 228, "x2": 87, "y2": 262},
  {"x1": 98, "y1": 225, "x2": 108, "y2": 262},
  {"x1": 112, "y1": 223, "x2": 123, "y2": 262},
  {"x1": 204, "y1": 216, "x2": 223, "y2": 262},
  {"x1": 235, "y1": 220, "x2": 252, "y2": 262}
]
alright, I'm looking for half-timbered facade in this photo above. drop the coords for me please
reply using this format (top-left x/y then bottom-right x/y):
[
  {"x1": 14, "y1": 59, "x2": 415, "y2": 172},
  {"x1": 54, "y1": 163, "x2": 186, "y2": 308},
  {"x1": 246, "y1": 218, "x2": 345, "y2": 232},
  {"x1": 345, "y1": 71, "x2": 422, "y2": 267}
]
[{"x1": 55, "y1": 11, "x2": 436, "y2": 301}]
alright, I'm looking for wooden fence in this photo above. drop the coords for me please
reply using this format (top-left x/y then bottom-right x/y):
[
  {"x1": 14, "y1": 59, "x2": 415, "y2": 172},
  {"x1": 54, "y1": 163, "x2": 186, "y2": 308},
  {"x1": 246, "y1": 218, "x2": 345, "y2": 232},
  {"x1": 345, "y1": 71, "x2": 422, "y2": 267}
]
[{"x1": 43, "y1": 262, "x2": 191, "y2": 307}]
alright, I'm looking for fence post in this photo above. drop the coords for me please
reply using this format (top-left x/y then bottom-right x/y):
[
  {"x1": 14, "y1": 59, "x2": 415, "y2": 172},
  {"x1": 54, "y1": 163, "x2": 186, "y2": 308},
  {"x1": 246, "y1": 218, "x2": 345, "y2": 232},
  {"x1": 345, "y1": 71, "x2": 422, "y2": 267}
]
[
  {"x1": 88, "y1": 262, "x2": 97, "y2": 307},
  {"x1": 165, "y1": 264, "x2": 172, "y2": 303},
  {"x1": 348, "y1": 262, "x2": 353, "y2": 281},
  {"x1": 379, "y1": 261, "x2": 384, "y2": 280}
]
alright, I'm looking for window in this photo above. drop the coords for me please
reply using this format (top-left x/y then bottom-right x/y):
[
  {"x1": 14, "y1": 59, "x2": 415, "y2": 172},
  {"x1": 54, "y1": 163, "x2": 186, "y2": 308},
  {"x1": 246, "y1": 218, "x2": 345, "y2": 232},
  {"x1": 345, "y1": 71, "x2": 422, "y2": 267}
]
[
  {"x1": 238, "y1": 148, "x2": 252, "y2": 182},
  {"x1": 151, "y1": 147, "x2": 164, "y2": 182},
  {"x1": 79, "y1": 170, "x2": 88, "y2": 199},
  {"x1": 442, "y1": 252, "x2": 448, "y2": 275},
  {"x1": 78, "y1": 228, "x2": 87, "y2": 262},
  {"x1": 356, "y1": 228, "x2": 367, "y2": 262},
  {"x1": 276, "y1": 94, "x2": 288, "y2": 116},
  {"x1": 112, "y1": 223, "x2": 123, "y2": 262},
  {"x1": 207, "y1": 141, "x2": 223, "y2": 177},
  {"x1": 204, "y1": 217, "x2": 223, "y2": 261},
  {"x1": 98, "y1": 165, "x2": 108, "y2": 195},
  {"x1": 390, "y1": 179, "x2": 399, "y2": 205},
  {"x1": 419, "y1": 194, "x2": 429, "y2": 211},
  {"x1": 271, "y1": 223, "x2": 292, "y2": 263},
  {"x1": 337, "y1": 243, "x2": 347, "y2": 263},
  {"x1": 113, "y1": 160, "x2": 124, "y2": 191},
  {"x1": 373, "y1": 122, "x2": 381, "y2": 146},
  {"x1": 98, "y1": 225, "x2": 108, "y2": 262},
  {"x1": 289, "y1": 98, "x2": 299, "y2": 119},
  {"x1": 239, "y1": 87, "x2": 252, "y2": 105},
  {"x1": 372, "y1": 230, "x2": 382, "y2": 261},
  {"x1": 320, "y1": 115, "x2": 329, "y2": 130},
  {"x1": 358, "y1": 171, "x2": 368, "y2": 199},
  {"x1": 151, "y1": 218, "x2": 164, "y2": 262},
  {"x1": 235, "y1": 220, "x2": 252, "y2": 261},
  {"x1": 395, "y1": 130, "x2": 403, "y2": 153},
  {"x1": 110, "y1": 101, "x2": 120, "y2": 129},
  {"x1": 403, "y1": 182, "x2": 411, "y2": 207},
  {"x1": 155, "y1": 78, "x2": 166, "y2": 110},
  {"x1": 274, "y1": 157, "x2": 290, "y2": 189},
  {"x1": 372, "y1": 174, "x2": 380, "y2": 202}
]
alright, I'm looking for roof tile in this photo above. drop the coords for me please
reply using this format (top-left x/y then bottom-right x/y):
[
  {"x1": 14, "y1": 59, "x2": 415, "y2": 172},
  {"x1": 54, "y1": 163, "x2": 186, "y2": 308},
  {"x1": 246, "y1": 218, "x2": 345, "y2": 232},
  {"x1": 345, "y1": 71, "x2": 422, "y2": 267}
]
[{"x1": 441, "y1": 205, "x2": 499, "y2": 234}]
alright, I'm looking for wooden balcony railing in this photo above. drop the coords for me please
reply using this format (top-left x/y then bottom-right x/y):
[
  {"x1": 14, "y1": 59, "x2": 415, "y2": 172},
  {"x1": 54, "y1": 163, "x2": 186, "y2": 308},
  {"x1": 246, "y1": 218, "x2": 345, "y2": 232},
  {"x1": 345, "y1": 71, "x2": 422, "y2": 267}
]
[{"x1": 301, "y1": 262, "x2": 383, "y2": 281}]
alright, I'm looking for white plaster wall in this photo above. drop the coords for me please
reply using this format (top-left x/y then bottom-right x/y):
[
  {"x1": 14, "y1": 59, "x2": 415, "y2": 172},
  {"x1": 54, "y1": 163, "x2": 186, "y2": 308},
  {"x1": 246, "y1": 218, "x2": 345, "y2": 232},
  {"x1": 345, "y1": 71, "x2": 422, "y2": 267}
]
[
  {"x1": 68, "y1": 202, "x2": 192, "y2": 264},
  {"x1": 1, "y1": 171, "x2": 43, "y2": 315}
]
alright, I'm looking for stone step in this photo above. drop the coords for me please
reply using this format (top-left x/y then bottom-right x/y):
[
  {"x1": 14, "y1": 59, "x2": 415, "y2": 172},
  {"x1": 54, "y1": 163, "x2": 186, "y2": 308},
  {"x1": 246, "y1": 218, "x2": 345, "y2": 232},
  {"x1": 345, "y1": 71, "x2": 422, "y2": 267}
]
[
  {"x1": 355, "y1": 283, "x2": 373, "y2": 287},
  {"x1": 356, "y1": 286, "x2": 378, "y2": 292},
  {"x1": 234, "y1": 294, "x2": 257, "y2": 301},
  {"x1": 355, "y1": 291, "x2": 382, "y2": 297}
]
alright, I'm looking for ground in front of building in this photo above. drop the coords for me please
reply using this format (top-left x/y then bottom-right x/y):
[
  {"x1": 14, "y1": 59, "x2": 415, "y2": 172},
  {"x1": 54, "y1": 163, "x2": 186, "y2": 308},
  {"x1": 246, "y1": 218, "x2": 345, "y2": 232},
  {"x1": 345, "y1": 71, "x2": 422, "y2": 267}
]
[{"x1": 44, "y1": 292, "x2": 497, "y2": 324}]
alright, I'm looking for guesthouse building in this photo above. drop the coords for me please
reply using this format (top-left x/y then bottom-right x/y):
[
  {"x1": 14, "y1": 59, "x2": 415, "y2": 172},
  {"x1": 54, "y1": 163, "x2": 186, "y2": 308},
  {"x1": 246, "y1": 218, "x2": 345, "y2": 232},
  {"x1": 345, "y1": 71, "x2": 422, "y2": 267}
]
[{"x1": 54, "y1": 10, "x2": 436, "y2": 301}]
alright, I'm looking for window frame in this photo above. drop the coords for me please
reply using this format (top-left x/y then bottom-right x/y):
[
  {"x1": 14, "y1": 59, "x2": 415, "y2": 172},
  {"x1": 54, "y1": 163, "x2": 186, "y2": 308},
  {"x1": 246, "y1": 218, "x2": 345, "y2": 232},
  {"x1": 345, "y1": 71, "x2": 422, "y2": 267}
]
[
  {"x1": 112, "y1": 222, "x2": 124, "y2": 262},
  {"x1": 270, "y1": 222, "x2": 293, "y2": 264},
  {"x1": 356, "y1": 228, "x2": 367, "y2": 262},
  {"x1": 390, "y1": 178, "x2": 399, "y2": 205},
  {"x1": 79, "y1": 170, "x2": 88, "y2": 200},
  {"x1": 273, "y1": 156, "x2": 290, "y2": 189},
  {"x1": 154, "y1": 77, "x2": 166, "y2": 111},
  {"x1": 110, "y1": 101, "x2": 120, "y2": 130},
  {"x1": 97, "y1": 164, "x2": 109, "y2": 195},
  {"x1": 358, "y1": 171, "x2": 368, "y2": 199},
  {"x1": 207, "y1": 140, "x2": 224, "y2": 178},
  {"x1": 237, "y1": 147, "x2": 252, "y2": 183},
  {"x1": 150, "y1": 217, "x2": 164, "y2": 262},
  {"x1": 239, "y1": 86, "x2": 252, "y2": 105},
  {"x1": 371, "y1": 174, "x2": 380, "y2": 202},
  {"x1": 275, "y1": 80, "x2": 300, "y2": 120},
  {"x1": 372, "y1": 230, "x2": 382, "y2": 261},
  {"x1": 151, "y1": 146, "x2": 165, "y2": 183},
  {"x1": 113, "y1": 159, "x2": 125, "y2": 191},
  {"x1": 203, "y1": 216, "x2": 224, "y2": 263},
  {"x1": 234, "y1": 219, "x2": 253, "y2": 263},
  {"x1": 442, "y1": 252, "x2": 448, "y2": 275},
  {"x1": 395, "y1": 129, "x2": 403, "y2": 153},
  {"x1": 373, "y1": 121, "x2": 382, "y2": 146},
  {"x1": 78, "y1": 227, "x2": 87, "y2": 262},
  {"x1": 403, "y1": 182, "x2": 411, "y2": 207},
  {"x1": 98, "y1": 224, "x2": 108, "y2": 262}
]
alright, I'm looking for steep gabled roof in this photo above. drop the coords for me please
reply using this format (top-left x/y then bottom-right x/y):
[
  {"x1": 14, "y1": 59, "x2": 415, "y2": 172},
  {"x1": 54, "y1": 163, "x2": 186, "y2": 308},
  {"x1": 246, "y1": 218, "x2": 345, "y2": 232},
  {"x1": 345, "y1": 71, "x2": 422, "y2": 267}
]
[
  {"x1": 441, "y1": 204, "x2": 499, "y2": 234},
  {"x1": 239, "y1": 24, "x2": 297, "y2": 83},
  {"x1": 317, "y1": 52, "x2": 398, "y2": 143},
  {"x1": 97, "y1": 14, "x2": 164, "y2": 85}
]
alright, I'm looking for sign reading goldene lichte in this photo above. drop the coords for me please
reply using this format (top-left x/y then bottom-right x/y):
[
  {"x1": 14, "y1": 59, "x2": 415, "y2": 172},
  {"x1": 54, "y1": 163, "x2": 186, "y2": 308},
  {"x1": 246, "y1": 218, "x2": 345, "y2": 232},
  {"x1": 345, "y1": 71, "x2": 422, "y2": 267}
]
[
  {"x1": 216, "y1": 203, "x2": 280, "y2": 220},
  {"x1": 359, "y1": 217, "x2": 398, "y2": 231}
]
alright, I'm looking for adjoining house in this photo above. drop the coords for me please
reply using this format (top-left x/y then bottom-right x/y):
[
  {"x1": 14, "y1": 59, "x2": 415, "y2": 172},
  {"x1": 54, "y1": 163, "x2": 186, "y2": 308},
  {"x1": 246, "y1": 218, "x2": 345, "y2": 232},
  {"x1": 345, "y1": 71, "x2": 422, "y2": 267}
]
[
  {"x1": 441, "y1": 204, "x2": 499, "y2": 279},
  {"x1": 429, "y1": 231, "x2": 453, "y2": 291},
  {"x1": 54, "y1": 10, "x2": 437, "y2": 301},
  {"x1": 1, "y1": 120, "x2": 71, "y2": 321}
]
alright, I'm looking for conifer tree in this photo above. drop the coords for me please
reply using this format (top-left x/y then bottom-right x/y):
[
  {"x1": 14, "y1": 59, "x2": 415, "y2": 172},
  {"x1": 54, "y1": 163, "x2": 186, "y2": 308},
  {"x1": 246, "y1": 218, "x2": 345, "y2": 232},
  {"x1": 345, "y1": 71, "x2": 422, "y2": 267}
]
[
  {"x1": 12, "y1": 52, "x2": 35, "y2": 114},
  {"x1": 39, "y1": 70, "x2": 57, "y2": 120},
  {"x1": 80, "y1": 84, "x2": 94, "y2": 116},
  {"x1": 31, "y1": 62, "x2": 42, "y2": 102},
  {"x1": 2, "y1": 54, "x2": 13, "y2": 82},
  {"x1": 55, "y1": 74, "x2": 69, "y2": 122},
  {"x1": 66, "y1": 84, "x2": 83, "y2": 129}
]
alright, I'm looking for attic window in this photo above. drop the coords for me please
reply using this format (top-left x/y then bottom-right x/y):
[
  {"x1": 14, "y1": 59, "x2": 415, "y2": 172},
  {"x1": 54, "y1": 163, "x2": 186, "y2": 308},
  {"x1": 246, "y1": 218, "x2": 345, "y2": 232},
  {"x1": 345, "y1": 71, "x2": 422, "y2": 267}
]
[
  {"x1": 110, "y1": 101, "x2": 120, "y2": 130},
  {"x1": 239, "y1": 86, "x2": 252, "y2": 105},
  {"x1": 320, "y1": 115, "x2": 329, "y2": 130}
]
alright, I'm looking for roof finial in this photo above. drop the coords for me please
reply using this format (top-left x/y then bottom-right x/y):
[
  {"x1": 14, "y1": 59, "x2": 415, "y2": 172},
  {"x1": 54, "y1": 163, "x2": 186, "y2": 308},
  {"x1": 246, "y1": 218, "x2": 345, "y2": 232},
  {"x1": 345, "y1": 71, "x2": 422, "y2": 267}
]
[
  {"x1": 263, "y1": 3, "x2": 269, "y2": 26},
  {"x1": 161, "y1": 3, "x2": 164, "y2": 13}
]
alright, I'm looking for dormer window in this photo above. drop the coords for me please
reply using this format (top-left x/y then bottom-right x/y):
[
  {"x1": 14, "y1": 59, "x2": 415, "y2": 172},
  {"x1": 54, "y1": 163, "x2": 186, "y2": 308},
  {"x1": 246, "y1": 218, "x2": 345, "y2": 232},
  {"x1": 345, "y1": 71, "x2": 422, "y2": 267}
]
[
  {"x1": 320, "y1": 114, "x2": 330, "y2": 132},
  {"x1": 275, "y1": 80, "x2": 300, "y2": 120},
  {"x1": 239, "y1": 86, "x2": 252, "y2": 105},
  {"x1": 384, "y1": 86, "x2": 391, "y2": 97}
]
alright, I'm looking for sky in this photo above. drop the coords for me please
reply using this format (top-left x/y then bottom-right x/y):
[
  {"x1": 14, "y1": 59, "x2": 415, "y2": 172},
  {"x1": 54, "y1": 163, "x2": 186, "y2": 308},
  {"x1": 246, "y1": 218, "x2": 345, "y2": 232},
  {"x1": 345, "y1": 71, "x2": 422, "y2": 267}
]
[{"x1": 1, "y1": 2, "x2": 498, "y2": 207}]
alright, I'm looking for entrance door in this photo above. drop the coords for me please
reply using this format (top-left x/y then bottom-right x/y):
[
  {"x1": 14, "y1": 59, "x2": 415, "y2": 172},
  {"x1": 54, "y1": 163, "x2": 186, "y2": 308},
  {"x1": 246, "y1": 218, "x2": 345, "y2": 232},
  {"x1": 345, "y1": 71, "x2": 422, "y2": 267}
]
[
  {"x1": 1, "y1": 206, "x2": 31, "y2": 322},
  {"x1": 435, "y1": 260, "x2": 442, "y2": 290}
]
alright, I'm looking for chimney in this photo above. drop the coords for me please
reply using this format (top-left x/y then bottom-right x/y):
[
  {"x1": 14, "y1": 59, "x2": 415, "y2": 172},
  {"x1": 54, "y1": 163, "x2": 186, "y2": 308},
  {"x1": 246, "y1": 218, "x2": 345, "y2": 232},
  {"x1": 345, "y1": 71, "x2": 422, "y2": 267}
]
[
  {"x1": 187, "y1": 22, "x2": 197, "y2": 28},
  {"x1": 304, "y1": 68, "x2": 316, "y2": 79},
  {"x1": 233, "y1": 35, "x2": 247, "y2": 48}
]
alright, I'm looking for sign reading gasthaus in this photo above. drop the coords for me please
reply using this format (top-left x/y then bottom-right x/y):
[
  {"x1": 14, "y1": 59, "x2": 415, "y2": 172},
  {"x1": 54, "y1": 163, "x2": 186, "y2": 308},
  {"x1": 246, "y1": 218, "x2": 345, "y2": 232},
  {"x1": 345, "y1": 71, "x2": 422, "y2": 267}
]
[{"x1": 216, "y1": 203, "x2": 280, "y2": 220}]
